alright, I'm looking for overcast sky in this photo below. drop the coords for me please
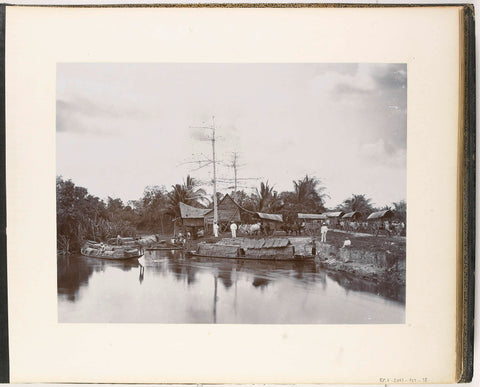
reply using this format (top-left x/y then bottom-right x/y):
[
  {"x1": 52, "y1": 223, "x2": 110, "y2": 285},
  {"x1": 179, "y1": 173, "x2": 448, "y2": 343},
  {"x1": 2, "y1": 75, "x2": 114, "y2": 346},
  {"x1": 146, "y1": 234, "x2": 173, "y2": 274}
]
[{"x1": 56, "y1": 63, "x2": 406, "y2": 208}]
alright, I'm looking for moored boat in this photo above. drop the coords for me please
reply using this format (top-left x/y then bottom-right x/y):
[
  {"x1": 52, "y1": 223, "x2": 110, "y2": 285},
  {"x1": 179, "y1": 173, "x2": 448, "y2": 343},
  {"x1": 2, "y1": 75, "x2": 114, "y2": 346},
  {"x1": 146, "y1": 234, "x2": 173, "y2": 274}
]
[
  {"x1": 186, "y1": 238, "x2": 314, "y2": 261},
  {"x1": 81, "y1": 241, "x2": 144, "y2": 260},
  {"x1": 145, "y1": 240, "x2": 184, "y2": 251}
]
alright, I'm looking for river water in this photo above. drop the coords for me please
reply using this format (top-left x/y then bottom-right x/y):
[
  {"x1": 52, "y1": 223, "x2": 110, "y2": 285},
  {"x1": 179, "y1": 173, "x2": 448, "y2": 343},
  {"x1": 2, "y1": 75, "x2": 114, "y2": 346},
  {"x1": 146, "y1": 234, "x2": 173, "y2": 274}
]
[{"x1": 57, "y1": 251, "x2": 405, "y2": 324}]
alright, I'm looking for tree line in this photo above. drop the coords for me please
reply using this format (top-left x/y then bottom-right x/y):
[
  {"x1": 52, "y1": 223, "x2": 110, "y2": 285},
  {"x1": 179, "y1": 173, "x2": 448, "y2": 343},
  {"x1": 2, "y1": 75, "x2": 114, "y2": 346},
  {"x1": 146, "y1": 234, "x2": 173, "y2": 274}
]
[{"x1": 57, "y1": 174, "x2": 406, "y2": 253}]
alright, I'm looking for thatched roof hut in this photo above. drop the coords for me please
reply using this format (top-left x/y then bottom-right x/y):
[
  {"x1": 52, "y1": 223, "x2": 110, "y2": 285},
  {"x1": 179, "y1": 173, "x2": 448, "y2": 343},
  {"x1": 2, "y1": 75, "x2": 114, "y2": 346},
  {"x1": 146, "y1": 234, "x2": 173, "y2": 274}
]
[
  {"x1": 180, "y1": 202, "x2": 210, "y2": 218},
  {"x1": 323, "y1": 211, "x2": 345, "y2": 218},
  {"x1": 204, "y1": 194, "x2": 283, "y2": 225},
  {"x1": 204, "y1": 194, "x2": 245, "y2": 225},
  {"x1": 254, "y1": 212, "x2": 283, "y2": 223},
  {"x1": 298, "y1": 213, "x2": 327, "y2": 221},
  {"x1": 367, "y1": 210, "x2": 393, "y2": 221},
  {"x1": 176, "y1": 202, "x2": 210, "y2": 228},
  {"x1": 321, "y1": 211, "x2": 345, "y2": 227},
  {"x1": 342, "y1": 211, "x2": 362, "y2": 220}
]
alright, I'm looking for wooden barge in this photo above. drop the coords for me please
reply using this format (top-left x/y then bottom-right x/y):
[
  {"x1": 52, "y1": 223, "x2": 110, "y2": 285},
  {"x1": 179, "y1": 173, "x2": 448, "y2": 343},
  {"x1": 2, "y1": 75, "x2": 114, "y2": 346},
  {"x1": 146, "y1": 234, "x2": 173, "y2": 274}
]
[{"x1": 187, "y1": 238, "x2": 314, "y2": 261}]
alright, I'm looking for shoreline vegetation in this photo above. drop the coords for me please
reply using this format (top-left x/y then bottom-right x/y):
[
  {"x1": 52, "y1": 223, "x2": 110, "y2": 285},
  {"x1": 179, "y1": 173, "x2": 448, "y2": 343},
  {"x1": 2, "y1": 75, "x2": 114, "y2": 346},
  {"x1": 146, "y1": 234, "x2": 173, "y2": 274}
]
[{"x1": 57, "y1": 175, "x2": 406, "y2": 301}]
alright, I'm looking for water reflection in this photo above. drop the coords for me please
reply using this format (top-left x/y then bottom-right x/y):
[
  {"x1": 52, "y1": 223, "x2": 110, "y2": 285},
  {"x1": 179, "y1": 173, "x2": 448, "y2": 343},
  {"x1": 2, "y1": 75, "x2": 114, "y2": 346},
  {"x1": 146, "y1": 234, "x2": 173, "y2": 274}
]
[
  {"x1": 57, "y1": 254, "x2": 139, "y2": 301},
  {"x1": 58, "y1": 250, "x2": 405, "y2": 323}
]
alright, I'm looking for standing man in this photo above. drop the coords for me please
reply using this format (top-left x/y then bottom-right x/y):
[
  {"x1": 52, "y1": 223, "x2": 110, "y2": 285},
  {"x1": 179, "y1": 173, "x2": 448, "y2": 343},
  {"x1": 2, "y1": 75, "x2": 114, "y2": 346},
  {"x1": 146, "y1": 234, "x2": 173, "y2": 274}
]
[
  {"x1": 230, "y1": 221, "x2": 238, "y2": 238},
  {"x1": 213, "y1": 222, "x2": 219, "y2": 238},
  {"x1": 320, "y1": 222, "x2": 328, "y2": 243}
]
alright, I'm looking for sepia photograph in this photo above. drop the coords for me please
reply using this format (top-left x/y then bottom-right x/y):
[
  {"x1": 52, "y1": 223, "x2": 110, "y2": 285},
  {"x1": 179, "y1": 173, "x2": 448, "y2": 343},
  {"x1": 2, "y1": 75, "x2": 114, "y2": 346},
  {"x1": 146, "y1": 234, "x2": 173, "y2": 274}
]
[{"x1": 56, "y1": 63, "x2": 407, "y2": 324}]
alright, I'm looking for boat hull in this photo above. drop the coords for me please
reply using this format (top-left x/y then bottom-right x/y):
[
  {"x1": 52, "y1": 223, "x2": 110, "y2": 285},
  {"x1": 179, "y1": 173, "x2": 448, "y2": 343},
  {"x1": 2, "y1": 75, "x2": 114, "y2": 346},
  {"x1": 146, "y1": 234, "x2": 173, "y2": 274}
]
[
  {"x1": 145, "y1": 246, "x2": 183, "y2": 251},
  {"x1": 187, "y1": 251, "x2": 314, "y2": 262},
  {"x1": 81, "y1": 246, "x2": 144, "y2": 260}
]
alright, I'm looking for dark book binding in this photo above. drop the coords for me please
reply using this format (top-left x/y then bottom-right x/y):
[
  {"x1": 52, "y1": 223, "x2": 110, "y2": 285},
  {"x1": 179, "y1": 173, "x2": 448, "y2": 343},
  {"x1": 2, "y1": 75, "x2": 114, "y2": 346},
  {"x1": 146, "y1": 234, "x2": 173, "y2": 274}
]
[
  {"x1": 458, "y1": 4, "x2": 475, "y2": 383},
  {"x1": 0, "y1": 3, "x2": 8, "y2": 384}
]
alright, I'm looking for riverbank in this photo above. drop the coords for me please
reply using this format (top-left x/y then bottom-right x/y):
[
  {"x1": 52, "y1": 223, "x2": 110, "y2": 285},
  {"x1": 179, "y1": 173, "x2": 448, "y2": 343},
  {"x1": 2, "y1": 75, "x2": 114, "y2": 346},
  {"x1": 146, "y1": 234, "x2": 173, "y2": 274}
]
[{"x1": 307, "y1": 232, "x2": 406, "y2": 302}]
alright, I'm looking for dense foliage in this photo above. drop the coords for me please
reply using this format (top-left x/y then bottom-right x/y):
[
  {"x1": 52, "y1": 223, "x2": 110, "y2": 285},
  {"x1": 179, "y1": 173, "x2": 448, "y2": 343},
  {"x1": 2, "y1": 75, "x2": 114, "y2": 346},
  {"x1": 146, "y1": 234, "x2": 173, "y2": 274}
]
[{"x1": 57, "y1": 177, "x2": 138, "y2": 253}]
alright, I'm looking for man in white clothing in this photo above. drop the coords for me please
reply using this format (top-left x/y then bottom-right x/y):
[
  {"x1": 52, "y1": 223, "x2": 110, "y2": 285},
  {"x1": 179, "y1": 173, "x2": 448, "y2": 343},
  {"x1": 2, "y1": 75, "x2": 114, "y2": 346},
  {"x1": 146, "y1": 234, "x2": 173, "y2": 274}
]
[
  {"x1": 320, "y1": 223, "x2": 328, "y2": 243},
  {"x1": 230, "y1": 221, "x2": 237, "y2": 238},
  {"x1": 213, "y1": 222, "x2": 219, "y2": 237}
]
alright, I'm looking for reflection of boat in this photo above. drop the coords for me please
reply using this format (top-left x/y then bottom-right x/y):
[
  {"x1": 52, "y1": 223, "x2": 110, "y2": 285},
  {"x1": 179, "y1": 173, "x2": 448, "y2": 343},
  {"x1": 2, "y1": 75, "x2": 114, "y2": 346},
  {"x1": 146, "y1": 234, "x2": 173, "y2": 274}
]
[
  {"x1": 145, "y1": 240, "x2": 184, "y2": 251},
  {"x1": 187, "y1": 238, "x2": 314, "y2": 261},
  {"x1": 81, "y1": 241, "x2": 144, "y2": 260}
]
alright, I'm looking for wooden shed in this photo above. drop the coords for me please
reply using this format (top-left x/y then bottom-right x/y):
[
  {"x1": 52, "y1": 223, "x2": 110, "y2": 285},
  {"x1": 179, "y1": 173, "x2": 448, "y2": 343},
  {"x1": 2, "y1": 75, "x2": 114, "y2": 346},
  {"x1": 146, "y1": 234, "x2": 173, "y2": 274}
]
[
  {"x1": 342, "y1": 211, "x2": 362, "y2": 220},
  {"x1": 341, "y1": 211, "x2": 362, "y2": 231},
  {"x1": 323, "y1": 211, "x2": 345, "y2": 227},
  {"x1": 253, "y1": 212, "x2": 283, "y2": 235},
  {"x1": 204, "y1": 194, "x2": 245, "y2": 232},
  {"x1": 366, "y1": 210, "x2": 393, "y2": 221},
  {"x1": 366, "y1": 210, "x2": 394, "y2": 235},
  {"x1": 297, "y1": 213, "x2": 327, "y2": 222},
  {"x1": 173, "y1": 202, "x2": 210, "y2": 235}
]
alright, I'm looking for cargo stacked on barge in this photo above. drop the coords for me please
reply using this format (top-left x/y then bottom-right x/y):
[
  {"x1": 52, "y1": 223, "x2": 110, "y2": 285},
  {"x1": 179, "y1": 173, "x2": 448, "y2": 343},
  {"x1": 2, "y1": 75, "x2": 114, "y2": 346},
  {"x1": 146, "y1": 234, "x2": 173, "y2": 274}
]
[{"x1": 187, "y1": 237, "x2": 313, "y2": 261}]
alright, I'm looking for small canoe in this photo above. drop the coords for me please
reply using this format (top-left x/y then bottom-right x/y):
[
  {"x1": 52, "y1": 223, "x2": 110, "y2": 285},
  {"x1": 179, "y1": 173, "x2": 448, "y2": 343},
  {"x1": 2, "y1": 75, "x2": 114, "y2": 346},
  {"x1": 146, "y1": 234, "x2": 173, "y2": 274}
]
[{"x1": 81, "y1": 243, "x2": 144, "y2": 260}]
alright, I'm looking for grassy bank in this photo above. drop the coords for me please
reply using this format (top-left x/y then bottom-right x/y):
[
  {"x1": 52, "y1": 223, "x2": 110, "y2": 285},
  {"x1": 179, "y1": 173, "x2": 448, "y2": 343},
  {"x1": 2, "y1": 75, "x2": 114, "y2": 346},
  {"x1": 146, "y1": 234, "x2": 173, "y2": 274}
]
[{"x1": 311, "y1": 230, "x2": 406, "y2": 302}]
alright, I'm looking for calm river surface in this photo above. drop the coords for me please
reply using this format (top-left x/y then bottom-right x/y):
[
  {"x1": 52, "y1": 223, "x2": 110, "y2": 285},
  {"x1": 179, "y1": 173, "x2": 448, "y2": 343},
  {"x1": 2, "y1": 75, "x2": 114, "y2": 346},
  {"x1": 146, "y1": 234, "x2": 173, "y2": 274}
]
[{"x1": 57, "y1": 251, "x2": 404, "y2": 323}]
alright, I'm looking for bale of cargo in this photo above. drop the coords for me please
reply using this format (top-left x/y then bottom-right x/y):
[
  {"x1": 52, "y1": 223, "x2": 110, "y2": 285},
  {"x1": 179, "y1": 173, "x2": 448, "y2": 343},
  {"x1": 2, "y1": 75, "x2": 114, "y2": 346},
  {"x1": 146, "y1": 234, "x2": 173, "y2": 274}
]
[
  {"x1": 135, "y1": 235, "x2": 157, "y2": 247},
  {"x1": 198, "y1": 243, "x2": 239, "y2": 258},
  {"x1": 121, "y1": 241, "x2": 138, "y2": 247},
  {"x1": 244, "y1": 246, "x2": 295, "y2": 258}
]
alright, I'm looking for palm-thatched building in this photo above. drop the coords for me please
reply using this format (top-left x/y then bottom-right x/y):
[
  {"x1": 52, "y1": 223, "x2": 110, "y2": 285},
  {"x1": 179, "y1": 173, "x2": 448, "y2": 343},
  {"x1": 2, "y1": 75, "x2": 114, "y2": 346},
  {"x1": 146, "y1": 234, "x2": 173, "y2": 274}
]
[
  {"x1": 297, "y1": 213, "x2": 327, "y2": 222},
  {"x1": 366, "y1": 210, "x2": 393, "y2": 221},
  {"x1": 366, "y1": 210, "x2": 394, "y2": 235},
  {"x1": 341, "y1": 211, "x2": 362, "y2": 231},
  {"x1": 342, "y1": 211, "x2": 362, "y2": 221},
  {"x1": 252, "y1": 212, "x2": 283, "y2": 234},
  {"x1": 173, "y1": 202, "x2": 211, "y2": 235},
  {"x1": 204, "y1": 194, "x2": 252, "y2": 232},
  {"x1": 323, "y1": 211, "x2": 345, "y2": 227}
]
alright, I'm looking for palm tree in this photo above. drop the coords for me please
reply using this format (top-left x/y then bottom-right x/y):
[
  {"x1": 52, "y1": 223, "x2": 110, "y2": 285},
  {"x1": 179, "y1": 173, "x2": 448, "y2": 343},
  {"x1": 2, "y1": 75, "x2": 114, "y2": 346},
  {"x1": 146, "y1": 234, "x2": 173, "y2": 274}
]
[
  {"x1": 184, "y1": 175, "x2": 208, "y2": 205},
  {"x1": 254, "y1": 181, "x2": 274, "y2": 212},
  {"x1": 292, "y1": 175, "x2": 328, "y2": 212},
  {"x1": 268, "y1": 191, "x2": 284, "y2": 213},
  {"x1": 167, "y1": 175, "x2": 207, "y2": 218},
  {"x1": 340, "y1": 194, "x2": 374, "y2": 214},
  {"x1": 392, "y1": 200, "x2": 406, "y2": 222}
]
